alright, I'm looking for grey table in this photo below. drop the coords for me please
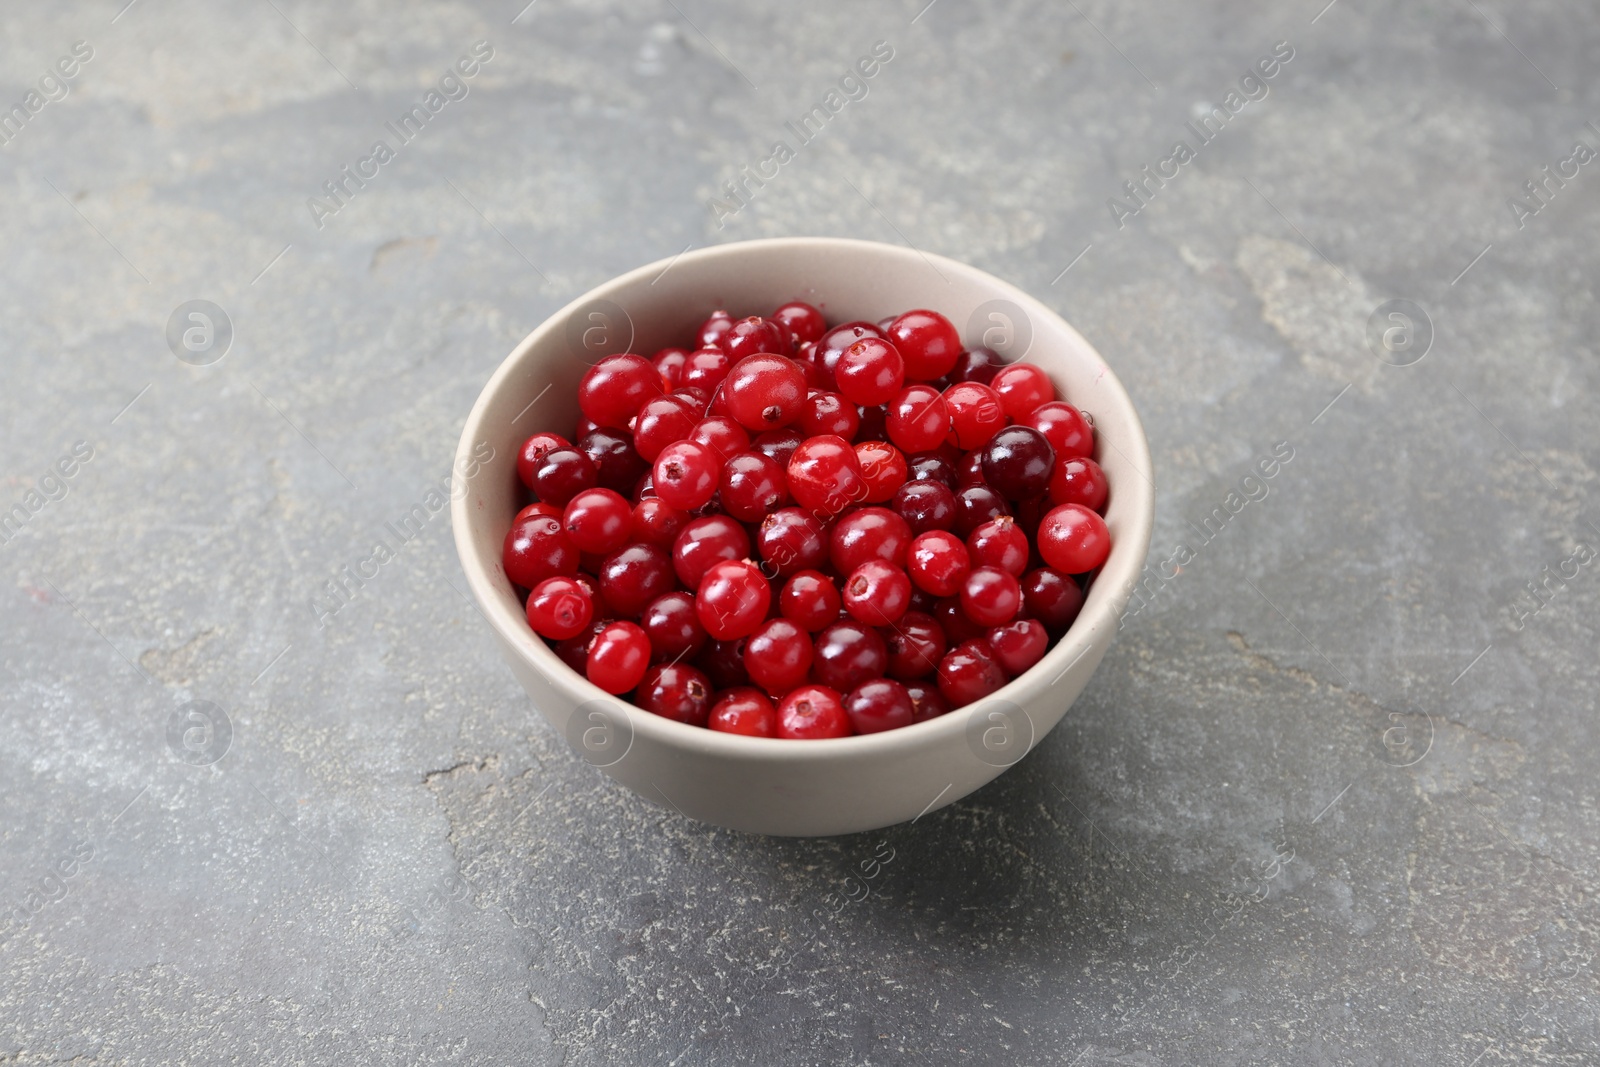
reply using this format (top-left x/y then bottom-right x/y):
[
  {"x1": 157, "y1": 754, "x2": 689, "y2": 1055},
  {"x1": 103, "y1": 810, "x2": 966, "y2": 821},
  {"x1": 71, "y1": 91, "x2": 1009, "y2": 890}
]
[{"x1": 2, "y1": 1, "x2": 1597, "y2": 1063}]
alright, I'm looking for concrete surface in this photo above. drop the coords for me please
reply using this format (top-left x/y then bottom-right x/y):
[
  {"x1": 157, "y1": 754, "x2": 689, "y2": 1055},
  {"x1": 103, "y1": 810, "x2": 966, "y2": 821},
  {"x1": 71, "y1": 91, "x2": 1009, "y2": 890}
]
[{"x1": 2, "y1": 1, "x2": 1598, "y2": 1063}]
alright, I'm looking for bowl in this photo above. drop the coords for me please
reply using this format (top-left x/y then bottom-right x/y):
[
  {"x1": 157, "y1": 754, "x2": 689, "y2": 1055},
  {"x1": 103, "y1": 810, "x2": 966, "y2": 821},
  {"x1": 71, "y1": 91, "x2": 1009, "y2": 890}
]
[{"x1": 451, "y1": 237, "x2": 1153, "y2": 837}]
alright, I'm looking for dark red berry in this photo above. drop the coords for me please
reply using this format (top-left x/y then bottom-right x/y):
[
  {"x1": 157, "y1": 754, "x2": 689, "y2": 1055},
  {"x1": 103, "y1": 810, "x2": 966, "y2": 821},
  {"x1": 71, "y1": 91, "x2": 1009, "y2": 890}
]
[
  {"x1": 951, "y1": 346, "x2": 1011, "y2": 385},
  {"x1": 630, "y1": 498, "x2": 690, "y2": 549},
  {"x1": 640, "y1": 591, "x2": 707, "y2": 663},
  {"x1": 953, "y1": 485, "x2": 1011, "y2": 537},
  {"x1": 554, "y1": 618, "x2": 608, "y2": 674},
  {"x1": 635, "y1": 663, "x2": 714, "y2": 725},
  {"x1": 843, "y1": 560, "x2": 912, "y2": 626},
  {"x1": 756, "y1": 507, "x2": 828, "y2": 577},
  {"x1": 936, "y1": 639, "x2": 1008, "y2": 708},
  {"x1": 503, "y1": 513, "x2": 579, "y2": 588},
  {"x1": 843, "y1": 678, "x2": 916, "y2": 734},
  {"x1": 982, "y1": 425, "x2": 1056, "y2": 500},
  {"x1": 517, "y1": 432, "x2": 572, "y2": 490},
  {"x1": 830, "y1": 506, "x2": 912, "y2": 573},
  {"x1": 988, "y1": 618, "x2": 1049, "y2": 677},
  {"x1": 652, "y1": 439, "x2": 720, "y2": 510},
  {"x1": 596, "y1": 542, "x2": 675, "y2": 618},
  {"x1": 586, "y1": 621, "x2": 651, "y2": 694},
  {"x1": 531, "y1": 448, "x2": 598, "y2": 507},
  {"x1": 934, "y1": 596, "x2": 987, "y2": 646},
  {"x1": 884, "y1": 610, "x2": 946, "y2": 680},
  {"x1": 893, "y1": 480, "x2": 958, "y2": 534},
  {"x1": 719, "y1": 450, "x2": 789, "y2": 523},
  {"x1": 967, "y1": 516, "x2": 1029, "y2": 577},
  {"x1": 772, "y1": 301, "x2": 827, "y2": 345},
  {"x1": 1048, "y1": 456, "x2": 1109, "y2": 511},
  {"x1": 796, "y1": 390, "x2": 861, "y2": 440},
  {"x1": 779, "y1": 569, "x2": 842, "y2": 631},
  {"x1": 905, "y1": 680, "x2": 952, "y2": 722},
  {"x1": 750, "y1": 427, "x2": 805, "y2": 468},
  {"x1": 906, "y1": 452, "x2": 958, "y2": 489},
  {"x1": 1020, "y1": 567, "x2": 1085, "y2": 634},
  {"x1": 745, "y1": 617, "x2": 814, "y2": 693},
  {"x1": 579, "y1": 429, "x2": 648, "y2": 494},
  {"x1": 697, "y1": 636, "x2": 750, "y2": 690},
  {"x1": 812, "y1": 620, "x2": 888, "y2": 692}
]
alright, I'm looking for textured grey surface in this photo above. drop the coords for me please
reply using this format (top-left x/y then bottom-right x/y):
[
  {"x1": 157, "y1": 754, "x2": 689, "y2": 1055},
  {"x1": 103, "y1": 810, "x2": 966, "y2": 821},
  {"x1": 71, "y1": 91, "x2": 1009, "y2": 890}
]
[{"x1": 2, "y1": 0, "x2": 1598, "y2": 1063}]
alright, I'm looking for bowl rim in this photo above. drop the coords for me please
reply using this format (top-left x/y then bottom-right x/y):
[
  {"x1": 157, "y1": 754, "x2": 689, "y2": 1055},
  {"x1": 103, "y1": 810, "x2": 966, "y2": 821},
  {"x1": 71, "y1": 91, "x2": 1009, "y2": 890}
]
[{"x1": 452, "y1": 236, "x2": 1154, "y2": 762}]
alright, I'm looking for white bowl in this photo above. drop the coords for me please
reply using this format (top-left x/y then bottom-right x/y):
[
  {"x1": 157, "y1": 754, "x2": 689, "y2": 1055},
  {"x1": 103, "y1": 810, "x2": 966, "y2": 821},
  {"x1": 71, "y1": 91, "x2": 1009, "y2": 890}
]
[{"x1": 452, "y1": 237, "x2": 1153, "y2": 836}]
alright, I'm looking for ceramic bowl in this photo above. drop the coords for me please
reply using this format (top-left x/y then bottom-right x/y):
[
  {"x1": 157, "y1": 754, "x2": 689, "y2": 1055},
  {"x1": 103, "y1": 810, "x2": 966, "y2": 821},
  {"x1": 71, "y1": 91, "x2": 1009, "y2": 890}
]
[{"x1": 452, "y1": 237, "x2": 1153, "y2": 836}]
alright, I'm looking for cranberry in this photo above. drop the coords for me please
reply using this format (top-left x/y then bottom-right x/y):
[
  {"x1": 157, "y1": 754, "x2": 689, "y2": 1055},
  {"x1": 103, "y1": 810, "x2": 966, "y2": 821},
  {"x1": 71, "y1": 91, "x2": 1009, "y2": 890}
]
[
  {"x1": 835, "y1": 337, "x2": 906, "y2": 406},
  {"x1": 503, "y1": 513, "x2": 579, "y2": 588},
  {"x1": 884, "y1": 610, "x2": 946, "y2": 680},
  {"x1": 854, "y1": 440, "x2": 907, "y2": 503},
  {"x1": 554, "y1": 618, "x2": 608, "y2": 674},
  {"x1": 854, "y1": 402, "x2": 888, "y2": 443},
  {"x1": 745, "y1": 617, "x2": 814, "y2": 693},
  {"x1": 652, "y1": 347, "x2": 689, "y2": 389},
  {"x1": 951, "y1": 346, "x2": 1011, "y2": 385},
  {"x1": 640, "y1": 591, "x2": 707, "y2": 662},
  {"x1": 961, "y1": 566, "x2": 1022, "y2": 627},
  {"x1": 812, "y1": 620, "x2": 888, "y2": 692},
  {"x1": 724, "y1": 354, "x2": 807, "y2": 431},
  {"x1": 525, "y1": 576, "x2": 595, "y2": 640},
  {"x1": 563, "y1": 488, "x2": 633, "y2": 555},
  {"x1": 936, "y1": 639, "x2": 1008, "y2": 708},
  {"x1": 893, "y1": 480, "x2": 958, "y2": 534},
  {"x1": 671, "y1": 514, "x2": 750, "y2": 588},
  {"x1": 830, "y1": 506, "x2": 912, "y2": 572},
  {"x1": 630, "y1": 497, "x2": 689, "y2": 549},
  {"x1": 776, "y1": 685, "x2": 852, "y2": 739},
  {"x1": 515, "y1": 502, "x2": 563, "y2": 524},
  {"x1": 719, "y1": 450, "x2": 789, "y2": 523},
  {"x1": 953, "y1": 485, "x2": 1011, "y2": 537},
  {"x1": 843, "y1": 560, "x2": 912, "y2": 626},
  {"x1": 934, "y1": 596, "x2": 986, "y2": 645},
  {"x1": 750, "y1": 427, "x2": 805, "y2": 468},
  {"x1": 772, "y1": 301, "x2": 827, "y2": 345},
  {"x1": 990, "y1": 363, "x2": 1055, "y2": 422},
  {"x1": 697, "y1": 309, "x2": 735, "y2": 349},
  {"x1": 586, "y1": 621, "x2": 651, "y2": 694},
  {"x1": 787, "y1": 434, "x2": 865, "y2": 518},
  {"x1": 967, "y1": 516, "x2": 1029, "y2": 577},
  {"x1": 689, "y1": 416, "x2": 749, "y2": 461},
  {"x1": 697, "y1": 636, "x2": 750, "y2": 689},
  {"x1": 708, "y1": 687, "x2": 777, "y2": 736},
  {"x1": 573, "y1": 414, "x2": 601, "y2": 440},
  {"x1": 635, "y1": 663, "x2": 714, "y2": 725},
  {"x1": 756, "y1": 507, "x2": 828, "y2": 577},
  {"x1": 779, "y1": 569, "x2": 842, "y2": 631},
  {"x1": 531, "y1": 447, "x2": 598, "y2": 507},
  {"x1": 844, "y1": 678, "x2": 916, "y2": 734},
  {"x1": 796, "y1": 390, "x2": 860, "y2": 440},
  {"x1": 682, "y1": 347, "x2": 732, "y2": 393},
  {"x1": 906, "y1": 452, "x2": 957, "y2": 489},
  {"x1": 597, "y1": 542, "x2": 675, "y2": 618},
  {"x1": 579, "y1": 429, "x2": 648, "y2": 494},
  {"x1": 982, "y1": 425, "x2": 1056, "y2": 500},
  {"x1": 956, "y1": 450, "x2": 988, "y2": 488},
  {"x1": 886, "y1": 309, "x2": 962, "y2": 381},
  {"x1": 905, "y1": 680, "x2": 952, "y2": 723},
  {"x1": 1049, "y1": 455, "x2": 1109, "y2": 511},
  {"x1": 718, "y1": 316, "x2": 788, "y2": 361},
  {"x1": 652, "y1": 439, "x2": 720, "y2": 511},
  {"x1": 517, "y1": 431, "x2": 572, "y2": 490},
  {"x1": 1020, "y1": 567, "x2": 1085, "y2": 633},
  {"x1": 632, "y1": 394, "x2": 699, "y2": 461},
  {"x1": 696, "y1": 559, "x2": 770, "y2": 640},
  {"x1": 1037, "y1": 503, "x2": 1111, "y2": 574},
  {"x1": 1027, "y1": 402, "x2": 1095, "y2": 461},
  {"x1": 943, "y1": 381, "x2": 1007, "y2": 450},
  {"x1": 988, "y1": 618, "x2": 1048, "y2": 677},
  {"x1": 578, "y1": 354, "x2": 662, "y2": 429},
  {"x1": 812, "y1": 321, "x2": 884, "y2": 390},
  {"x1": 886, "y1": 385, "x2": 951, "y2": 454},
  {"x1": 907, "y1": 530, "x2": 971, "y2": 597}
]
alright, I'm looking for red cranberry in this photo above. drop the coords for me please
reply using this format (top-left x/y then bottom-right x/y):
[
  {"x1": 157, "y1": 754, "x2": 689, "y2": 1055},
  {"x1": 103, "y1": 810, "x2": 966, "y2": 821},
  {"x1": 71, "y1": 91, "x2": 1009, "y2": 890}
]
[
  {"x1": 696, "y1": 559, "x2": 771, "y2": 640},
  {"x1": 943, "y1": 381, "x2": 1007, "y2": 450},
  {"x1": 953, "y1": 485, "x2": 1011, "y2": 537},
  {"x1": 990, "y1": 363, "x2": 1055, "y2": 422},
  {"x1": 812, "y1": 620, "x2": 888, "y2": 692},
  {"x1": 652, "y1": 440, "x2": 720, "y2": 511},
  {"x1": 956, "y1": 450, "x2": 988, "y2": 488},
  {"x1": 531, "y1": 447, "x2": 598, "y2": 507},
  {"x1": 772, "y1": 301, "x2": 827, "y2": 345},
  {"x1": 503, "y1": 513, "x2": 579, "y2": 588},
  {"x1": 1049, "y1": 456, "x2": 1109, "y2": 511},
  {"x1": 951, "y1": 346, "x2": 1011, "y2": 385},
  {"x1": 967, "y1": 516, "x2": 1029, "y2": 577},
  {"x1": 893, "y1": 480, "x2": 958, "y2": 534},
  {"x1": 750, "y1": 427, "x2": 805, "y2": 468},
  {"x1": 776, "y1": 685, "x2": 852, "y2": 739},
  {"x1": 640, "y1": 591, "x2": 707, "y2": 662},
  {"x1": 526, "y1": 576, "x2": 594, "y2": 640},
  {"x1": 517, "y1": 431, "x2": 572, "y2": 490},
  {"x1": 988, "y1": 618, "x2": 1049, "y2": 676},
  {"x1": 597, "y1": 542, "x2": 675, "y2": 618},
  {"x1": 787, "y1": 434, "x2": 865, "y2": 518},
  {"x1": 812, "y1": 321, "x2": 885, "y2": 391},
  {"x1": 843, "y1": 678, "x2": 916, "y2": 734},
  {"x1": 905, "y1": 680, "x2": 952, "y2": 722},
  {"x1": 982, "y1": 425, "x2": 1056, "y2": 500},
  {"x1": 1038, "y1": 504, "x2": 1111, "y2": 574},
  {"x1": 884, "y1": 610, "x2": 946, "y2": 680},
  {"x1": 578, "y1": 354, "x2": 662, "y2": 430},
  {"x1": 779, "y1": 569, "x2": 842, "y2": 631},
  {"x1": 835, "y1": 337, "x2": 905, "y2": 406},
  {"x1": 1028, "y1": 402, "x2": 1095, "y2": 461},
  {"x1": 906, "y1": 452, "x2": 958, "y2": 489},
  {"x1": 635, "y1": 663, "x2": 714, "y2": 726},
  {"x1": 718, "y1": 316, "x2": 788, "y2": 361},
  {"x1": 515, "y1": 502, "x2": 562, "y2": 524},
  {"x1": 630, "y1": 498, "x2": 689, "y2": 549},
  {"x1": 671, "y1": 514, "x2": 750, "y2": 588},
  {"x1": 689, "y1": 416, "x2": 749, "y2": 462},
  {"x1": 1020, "y1": 567, "x2": 1085, "y2": 634},
  {"x1": 745, "y1": 617, "x2": 814, "y2": 693},
  {"x1": 829, "y1": 506, "x2": 912, "y2": 573},
  {"x1": 554, "y1": 618, "x2": 608, "y2": 674},
  {"x1": 574, "y1": 414, "x2": 601, "y2": 439},
  {"x1": 854, "y1": 441, "x2": 907, "y2": 503},
  {"x1": 682, "y1": 347, "x2": 732, "y2": 393},
  {"x1": 907, "y1": 530, "x2": 971, "y2": 597},
  {"x1": 697, "y1": 309, "x2": 735, "y2": 349},
  {"x1": 796, "y1": 390, "x2": 860, "y2": 440},
  {"x1": 854, "y1": 402, "x2": 888, "y2": 443},
  {"x1": 697, "y1": 636, "x2": 750, "y2": 690},
  {"x1": 579, "y1": 429, "x2": 648, "y2": 494},
  {"x1": 886, "y1": 385, "x2": 951, "y2": 454},
  {"x1": 725, "y1": 354, "x2": 807, "y2": 431},
  {"x1": 960, "y1": 566, "x2": 1022, "y2": 627},
  {"x1": 886, "y1": 309, "x2": 962, "y2": 381},
  {"x1": 586, "y1": 621, "x2": 651, "y2": 694},
  {"x1": 936, "y1": 639, "x2": 1008, "y2": 708},
  {"x1": 563, "y1": 488, "x2": 632, "y2": 555},
  {"x1": 652, "y1": 347, "x2": 689, "y2": 388},
  {"x1": 708, "y1": 687, "x2": 777, "y2": 736},
  {"x1": 842, "y1": 561, "x2": 912, "y2": 626},
  {"x1": 719, "y1": 450, "x2": 789, "y2": 523},
  {"x1": 632, "y1": 394, "x2": 699, "y2": 461},
  {"x1": 934, "y1": 596, "x2": 987, "y2": 645},
  {"x1": 756, "y1": 508, "x2": 827, "y2": 577}
]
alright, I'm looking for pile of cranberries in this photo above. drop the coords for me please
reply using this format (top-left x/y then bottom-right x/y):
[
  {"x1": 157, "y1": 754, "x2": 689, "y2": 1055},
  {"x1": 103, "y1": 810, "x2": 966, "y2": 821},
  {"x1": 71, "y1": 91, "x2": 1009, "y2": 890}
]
[{"x1": 502, "y1": 302, "x2": 1111, "y2": 740}]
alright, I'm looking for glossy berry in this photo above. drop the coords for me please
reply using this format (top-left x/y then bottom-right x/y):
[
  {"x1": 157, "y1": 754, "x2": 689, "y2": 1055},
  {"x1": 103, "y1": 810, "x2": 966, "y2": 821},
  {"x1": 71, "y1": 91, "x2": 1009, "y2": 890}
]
[
  {"x1": 786, "y1": 434, "x2": 865, "y2": 518},
  {"x1": 630, "y1": 497, "x2": 690, "y2": 549},
  {"x1": 563, "y1": 488, "x2": 632, "y2": 555},
  {"x1": 525, "y1": 576, "x2": 594, "y2": 640},
  {"x1": 830, "y1": 506, "x2": 912, "y2": 573},
  {"x1": 652, "y1": 440, "x2": 720, "y2": 511},
  {"x1": 884, "y1": 610, "x2": 946, "y2": 680},
  {"x1": 1048, "y1": 456, "x2": 1109, "y2": 511},
  {"x1": 554, "y1": 618, "x2": 608, "y2": 675},
  {"x1": 672, "y1": 514, "x2": 750, "y2": 589},
  {"x1": 773, "y1": 301, "x2": 827, "y2": 344},
  {"x1": 960, "y1": 566, "x2": 1022, "y2": 627},
  {"x1": 893, "y1": 479, "x2": 958, "y2": 534},
  {"x1": 503, "y1": 513, "x2": 579, "y2": 588},
  {"x1": 744, "y1": 618, "x2": 814, "y2": 693},
  {"x1": 951, "y1": 346, "x2": 1011, "y2": 385},
  {"x1": 1037, "y1": 503, "x2": 1112, "y2": 574},
  {"x1": 652, "y1": 346, "x2": 689, "y2": 388},
  {"x1": 697, "y1": 310, "x2": 735, "y2": 350},
  {"x1": 854, "y1": 440, "x2": 907, "y2": 503},
  {"x1": 515, "y1": 502, "x2": 563, "y2": 525},
  {"x1": 696, "y1": 559, "x2": 771, "y2": 640},
  {"x1": 725, "y1": 354, "x2": 806, "y2": 431},
  {"x1": 854, "y1": 402, "x2": 888, "y2": 443},
  {"x1": 956, "y1": 450, "x2": 988, "y2": 488},
  {"x1": 886, "y1": 309, "x2": 962, "y2": 381},
  {"x1": 811, "y1": 321, "x2": 884, "y2": 391},
  {"x1": 756, "y1": 508, "x2": 827, "y2": 577},
  {"x1": 953, "y1": 485, "x2": 1011, "y2": 537},
  {"x1": 697, "y1": 636, "x2": 750, "y2": 690},
  {"x1": 1028, "y1": 402, "x2": 1095, "y2": 462},
  {"x1": 632, "y1": 394, "x2": 700, "y2": 461},
  {"x1": 843, "y1": 560, "x2": 912, "y2": 626},
  {"x1": 635, "y1": 663, "x2": 714, "y2": 726},
  {"x1": 988, "y1": 619, "x2": 1049, "y2": 677},
  {"x1": 812, "y1": 620, "x2": 888, "y2": 692},
  {"x1": 990, "y1": 363, "x2": 1055, "y2": 422},
  {"x1": 943, "y1": 381, "x2": 1007, "y2": 450},
  {"x1": 586, "y1": 621, "x2": 651, "y2": 694},
  {"x1": 982, "y1": 425, "x2": 1056, "y2": 500},
  {"x1": 905, "y1": 680, "x2": 952, "y2": 723},
  {"x1": 750, "y1": 427, "x2": 805, "y2": 468},
  {"x1": 779, "y1": 569, "x2": 842, "y2": 631},
  {"x1": 886, "y1": 385, "x2": 951, "y2": 454},
  {"x1": 967, "y1": 516, "x2": 1029, "y2": 577},
  {"x1": 796, "y1": 390, "x2": 860, "y2": 440},
  {"x1": 579, "y1": 429, "x2": 648, "y2": 494},
  {"x1": 682, "y1": 347, "x2": 732, "y2": 393},
  {"x1": 936, "y1": 639, "x2": 1008, "y2": 708},
  {"x1": 835, "y1": 337, "x2": 905, "y2": 406},
  {"x1": 641, "y1": 591, "x2": 707, "y2": 662},
  {"x1": 708, "y1": 687, "x2": 777, "y2": 737},
  {"x1": 531, "y1": 448, "x2": 598, "y2": 507},
  {"x1": 907, "y1": 530, "x2": 971, "y2": 597},
  {"x1": 906, "y1": 452, "x2": 958, "y2": 489},
  {"x1": 844, "y1": 678, "x2": 916, "y2": 734},
  {"x1": 719, "y1": 450, "x2": 788, "y2": 523},
  {"x1": 1020, "y1": 567, "x2": 1085, "y2": 633},
  {"x1": 596, "y1": 542, "x2": 675, "y2": 618},
  {"x1": 689, "y1": 416, "x2": 750, "y2": 463},
  {"x1": 718, "y1": 316, "x2": 788, "y2": 361},
  {"x1": 517, "y1": 431, "x2": 572, "y2": 490},
  {"x1": 776, "y1": 685, "x2": 851, "y2": 739},
  {"x1": 578, "y1": 354, "x2": 662, "y2": 430}
]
